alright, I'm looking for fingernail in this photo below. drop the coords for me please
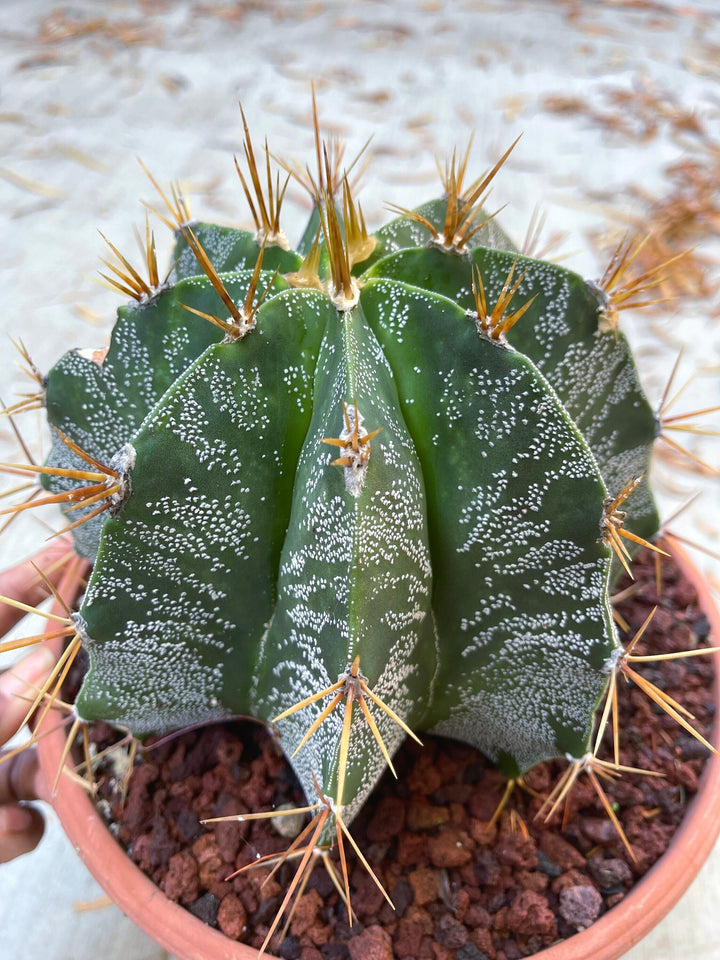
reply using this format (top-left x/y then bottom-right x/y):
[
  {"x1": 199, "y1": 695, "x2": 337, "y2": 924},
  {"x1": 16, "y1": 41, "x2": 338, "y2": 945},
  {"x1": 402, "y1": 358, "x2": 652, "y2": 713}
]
[
  {"x1": 0, "y1": 806, "x2": 34, "y2": 834},
  {"x1": 0, "y1": 646, "x2": 57, "y2": 699}
]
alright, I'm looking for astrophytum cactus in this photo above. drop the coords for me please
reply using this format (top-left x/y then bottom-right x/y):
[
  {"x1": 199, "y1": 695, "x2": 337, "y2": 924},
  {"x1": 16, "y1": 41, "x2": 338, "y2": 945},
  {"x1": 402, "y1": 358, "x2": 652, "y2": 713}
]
[{"x1": 6, "y1": 103, "x2": 704, "y2": 946}]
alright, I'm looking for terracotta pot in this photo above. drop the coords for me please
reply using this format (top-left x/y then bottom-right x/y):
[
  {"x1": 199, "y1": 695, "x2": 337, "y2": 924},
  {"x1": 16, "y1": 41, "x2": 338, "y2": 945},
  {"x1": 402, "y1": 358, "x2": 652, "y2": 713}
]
[{"x1": 36, "y1": 544, "x2": 720, "y2": 960}]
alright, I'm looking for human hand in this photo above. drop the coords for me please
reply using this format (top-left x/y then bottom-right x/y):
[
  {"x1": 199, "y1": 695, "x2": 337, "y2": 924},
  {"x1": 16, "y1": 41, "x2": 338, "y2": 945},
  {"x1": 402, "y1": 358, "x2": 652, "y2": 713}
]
[
  {"x1": 0, "y1": 538, "x2": 75, "y2": 863},
  {"x1": 0, "y1": 647, "x2": 55, "y2": 862}
]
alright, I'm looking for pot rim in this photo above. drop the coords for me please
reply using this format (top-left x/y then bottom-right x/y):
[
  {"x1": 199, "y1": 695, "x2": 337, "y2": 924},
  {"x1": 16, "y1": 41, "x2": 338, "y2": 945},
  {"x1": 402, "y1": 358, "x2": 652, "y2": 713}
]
[{"x1": 36, "y1": 543, "x2": 720, "y2": 960}]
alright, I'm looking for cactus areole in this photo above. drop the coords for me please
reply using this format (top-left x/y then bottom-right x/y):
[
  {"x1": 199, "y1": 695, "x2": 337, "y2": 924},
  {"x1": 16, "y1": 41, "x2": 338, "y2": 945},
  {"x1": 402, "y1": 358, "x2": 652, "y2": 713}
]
[{"x1": 36, "y1": 115, "x2": 664, "y2": 849}]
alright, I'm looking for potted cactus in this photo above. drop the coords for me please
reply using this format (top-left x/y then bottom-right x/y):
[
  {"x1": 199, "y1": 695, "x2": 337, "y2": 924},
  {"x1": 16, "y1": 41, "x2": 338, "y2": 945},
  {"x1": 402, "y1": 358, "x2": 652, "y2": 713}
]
[{"x1": 2, "y1": 102, "x2": 718, "y2": 960}]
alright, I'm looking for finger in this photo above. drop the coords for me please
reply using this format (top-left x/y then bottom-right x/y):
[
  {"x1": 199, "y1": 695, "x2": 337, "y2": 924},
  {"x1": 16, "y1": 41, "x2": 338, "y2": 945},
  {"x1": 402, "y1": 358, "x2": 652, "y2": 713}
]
[
  {"x1": 0, "y1": 646, "x2": 57, "y2": 743},
  {"x1": 0, "y1": 537, "x2": 75, "y2": 634},
  {"x1": 0, "y1": 747, "x2": 49, "y2": 805},
  {"x1": 0, "y1": 804, "x2": 45, "y2": 863}
]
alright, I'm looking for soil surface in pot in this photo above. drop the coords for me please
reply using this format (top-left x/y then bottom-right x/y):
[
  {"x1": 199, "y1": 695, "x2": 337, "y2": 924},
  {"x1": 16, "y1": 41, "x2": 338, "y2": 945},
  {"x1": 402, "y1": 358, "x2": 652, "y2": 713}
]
[{"x1": 81, "y1": 548, "x2": 716, "y2": 960}]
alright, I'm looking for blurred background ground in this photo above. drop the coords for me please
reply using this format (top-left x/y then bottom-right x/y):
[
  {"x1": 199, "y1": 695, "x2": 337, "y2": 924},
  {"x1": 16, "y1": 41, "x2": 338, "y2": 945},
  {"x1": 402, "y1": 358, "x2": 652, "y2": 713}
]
[{"x1": 0, "y1": 1, "x2": 718, "y2": 958}]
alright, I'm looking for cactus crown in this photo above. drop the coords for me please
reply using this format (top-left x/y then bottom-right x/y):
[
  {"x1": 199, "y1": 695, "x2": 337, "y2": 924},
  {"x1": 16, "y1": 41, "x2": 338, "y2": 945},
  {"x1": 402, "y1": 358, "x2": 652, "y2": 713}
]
[{"x1": 2, "y1": 100, "x2": 716, "y2": 952}]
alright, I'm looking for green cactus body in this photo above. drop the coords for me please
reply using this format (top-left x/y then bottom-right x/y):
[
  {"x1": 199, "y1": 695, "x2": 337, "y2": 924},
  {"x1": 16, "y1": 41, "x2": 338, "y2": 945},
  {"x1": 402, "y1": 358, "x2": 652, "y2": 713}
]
[
  {"x1": 18, "y1": 129, "x2": 667, "y2": 856},
  {"x1": 43, "y1": 267, "x2": 288, "y2": 557},
  {"x1": 359, "y1": 279, "x2": 616, "y2": 773},
  {"x1": 75, "y1": 287, "x2": 333, "y2": 729},
  {"x1": 68, "y1": 256, "x2": 619, "y2": 827}
]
